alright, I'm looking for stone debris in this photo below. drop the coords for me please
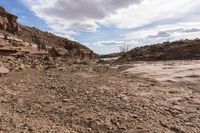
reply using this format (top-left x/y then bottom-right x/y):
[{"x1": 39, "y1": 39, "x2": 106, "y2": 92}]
[
  {"x1": 0, "y1": 62, "x2": 9, "y2": 76},
  {"x1": 0, "y1": 66, "x2": 9, "y2": 74}
]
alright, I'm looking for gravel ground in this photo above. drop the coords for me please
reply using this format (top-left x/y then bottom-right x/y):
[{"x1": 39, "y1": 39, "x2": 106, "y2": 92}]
[{"x1": 0, "y1": 60, "x2": 199, "y2": 132}]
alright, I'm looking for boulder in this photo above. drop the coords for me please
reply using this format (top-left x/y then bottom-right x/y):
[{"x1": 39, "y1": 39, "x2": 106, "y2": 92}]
[
  {"x1": 0, "y1": 66, "x2": 9, "y2": 75},
  {"x1": 48, "y1": 47, "x2": 60, "y2": 57}
]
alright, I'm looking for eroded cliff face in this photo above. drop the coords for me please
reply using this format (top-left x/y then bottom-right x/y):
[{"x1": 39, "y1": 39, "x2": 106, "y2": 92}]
[
  {"x1": 17, "y1": 25, "x2": 96, "y2": 59},
  {"x1": 0, "y1": 6, "x2": 97, "y2": 59},
  {"x1": 0, "y1": 7, "x2": 19, "y2": 33}
]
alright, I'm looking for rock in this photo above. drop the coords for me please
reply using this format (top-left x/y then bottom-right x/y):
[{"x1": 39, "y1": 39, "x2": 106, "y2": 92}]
[
  {"x1": 62, "y1": 99, "x2": 69, "y2": 102},
  {"x1": 132, "y1": 114, "x2": 139, "y2": 119},
  {"x1": 48, "y1": 47, "x2": 60, "y2": 57},
  {"x1": 58, "y1": 67, "x2": 65, "y2": 71},
  {"x1": 0, "y1": 66, "x2": 9, "y2": 74},
  {"x1": 105, "y1": 119, "x2": 114, "y2": 130},
  {"x1": 44, "y1": 65, "x2": 57, "y2": 70},
  {"x1": 14, "y1": 66, "x2": 23, "y2": 72},
  {"x1": 117, "y1": 93, "x2": 129, "y2": 101}
]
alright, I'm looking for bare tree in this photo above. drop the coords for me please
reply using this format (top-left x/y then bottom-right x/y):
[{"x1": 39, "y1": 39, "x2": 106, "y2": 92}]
[{"x1": 119, "y1": 44, "x2": 130, "y2": 53}]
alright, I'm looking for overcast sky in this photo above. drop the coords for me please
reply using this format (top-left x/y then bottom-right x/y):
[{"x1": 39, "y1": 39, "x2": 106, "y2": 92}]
[{"x1": 1, "y1": 0, "x2": 200, "y2": 54}]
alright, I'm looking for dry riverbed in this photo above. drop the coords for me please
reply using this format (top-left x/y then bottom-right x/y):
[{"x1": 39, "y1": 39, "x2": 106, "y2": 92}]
[{"x1": 0, "y1": 60, "x2": 199, "y2": 132}]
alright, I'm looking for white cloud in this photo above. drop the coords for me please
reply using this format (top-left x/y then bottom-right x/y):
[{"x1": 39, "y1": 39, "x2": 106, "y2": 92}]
[
  {"x1": 21, "y1": 0, "x2": 142, "y2": 37},
  {"x1": 95, "y1": 40, "x2": 139, "y2": 47},
  {"x1": 105, "y1": 0, "x2": 200, "y2": 29},
  {"x1": 123, "y1": 22, "x2": 200, "y2": 44},
  {"x1": 84, "y1": 40, "x2": 139, "y2": 54},
  {"x1": 124, "y1": 23, "x2": 200, "y2": 39}
]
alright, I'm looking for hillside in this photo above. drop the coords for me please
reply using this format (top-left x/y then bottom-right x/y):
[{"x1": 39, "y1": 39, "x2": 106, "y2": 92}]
[
  {"x1": 0, "y1": 6, "x2": 96, "y2": 59},
  {"x1": 118, "y1": 39, "x2": 200, "y2": 62}
]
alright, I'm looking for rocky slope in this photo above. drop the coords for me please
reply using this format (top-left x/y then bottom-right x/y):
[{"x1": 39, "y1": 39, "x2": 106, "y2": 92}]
[
  {"x1": 0, "y1": 6, "x2": 96, "y2": 59},
  {"x1": 118, "y1": 39, "x2": 200, "y2": 62}
]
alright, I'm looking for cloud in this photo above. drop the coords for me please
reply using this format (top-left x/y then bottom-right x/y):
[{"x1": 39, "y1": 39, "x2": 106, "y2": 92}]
[
  {"x1": 84, "y1": 40, "x2": 139, "y2": 54},
  {"x1": 148, "y1": 31, "x2": 171, "y2": 39},
  {"x1": 105, "y1": 0, "x2": 200, "y2": 29},
  {"x1": 147, "y1": 27, "x2": 200, "y2": 39},
  {"x1": 21, "y1": 0, "x2": 142, "y2": 37},
  {"x1": 95, "y1": 40, "x2": 139, "y2": 46},
  {"x1": 124, "y1": 22, "x2": 200, "y2": 41},
  {"x1": 182, "y1": 28, "x2": 200, "y2": 33},
  {"x1": 40, "y1": 0, "x2": 141, "y2": 20}
]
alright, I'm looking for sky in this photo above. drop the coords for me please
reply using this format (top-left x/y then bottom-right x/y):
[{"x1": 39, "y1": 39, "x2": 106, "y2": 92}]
[{"x1": 1, "y1": 0, "x2": 200, "y2": 54}]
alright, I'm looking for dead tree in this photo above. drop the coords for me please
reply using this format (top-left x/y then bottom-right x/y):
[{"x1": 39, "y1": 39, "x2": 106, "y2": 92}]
[{"x1": 119, "y1": 44, "x2": 130, "y2": 54}]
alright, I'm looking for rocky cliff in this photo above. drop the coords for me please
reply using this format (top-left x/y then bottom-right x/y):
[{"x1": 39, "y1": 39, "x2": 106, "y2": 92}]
[
  {"x1": 17, "y1": 25, "x2": 96, "y2": 58},
  {"x1": 0, "y1": 6, "x2": 96, "y2": 59},
  {"x1": 0, "y1": 6, "x2": 19, "y2": 33}
]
